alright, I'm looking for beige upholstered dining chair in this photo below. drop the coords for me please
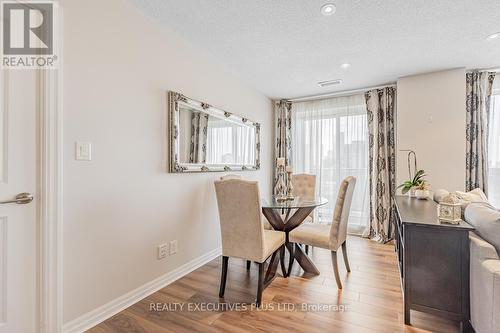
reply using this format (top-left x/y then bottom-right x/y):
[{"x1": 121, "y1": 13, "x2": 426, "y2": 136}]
[
  {"x1": 220, "y1": 175, "x2": 272, "y2": 271},
  {"x1": 289, "y1": 176, "x2": 356, "y2": 289},
  {"x1": 214, "y1": 179, "x2": 286, "y2": 306},
  {"x1": 292, "y1": 174, "x2": 317, "y2": 201},
  {"x1": 291, "y1": 173, "x2": 316, "y2": 254}
]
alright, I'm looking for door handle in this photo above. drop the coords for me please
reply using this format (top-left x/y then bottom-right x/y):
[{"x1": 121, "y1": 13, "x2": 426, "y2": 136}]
[{"x1": 0, "y1": 193, "x2": 34, "y2": 205}]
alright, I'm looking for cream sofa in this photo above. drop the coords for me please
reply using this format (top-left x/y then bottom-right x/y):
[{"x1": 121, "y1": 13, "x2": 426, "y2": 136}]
[
  {"x1": 434, "y1": 190, "x2": 500, "y2": 332},
  {"x1": 465, "y1": 204, "x2": 500, "y2": 333},
  {"x1": 469, "y1": 232, "x2": 500, "y2": 333}
]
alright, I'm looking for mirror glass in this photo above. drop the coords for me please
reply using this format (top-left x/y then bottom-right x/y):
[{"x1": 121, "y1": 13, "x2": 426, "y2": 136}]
[{"x1": 178, "y1": 106, "x2": 256, "y2": 165}]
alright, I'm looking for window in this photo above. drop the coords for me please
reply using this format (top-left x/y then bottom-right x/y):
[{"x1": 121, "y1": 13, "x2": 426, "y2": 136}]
[
  {"x1": 291, "y1": 94, "x2": 369, "y2": 235},
  {"x1": 489, "y1": 77, "x2": 500, "y2": 207}
]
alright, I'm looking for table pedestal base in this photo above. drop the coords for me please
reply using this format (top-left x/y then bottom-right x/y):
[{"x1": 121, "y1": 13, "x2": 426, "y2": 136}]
[{"x1": 262, "y1": 206, "x2": 320, "y2": 276}]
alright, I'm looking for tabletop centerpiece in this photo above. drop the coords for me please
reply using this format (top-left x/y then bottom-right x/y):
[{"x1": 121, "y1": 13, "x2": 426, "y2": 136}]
[
  {"x1": 274, "y1": 158, "x2": 295, "y2": 202},
  {"x1": 274, "y1": 158, "x2": 287, "y2": 202}
]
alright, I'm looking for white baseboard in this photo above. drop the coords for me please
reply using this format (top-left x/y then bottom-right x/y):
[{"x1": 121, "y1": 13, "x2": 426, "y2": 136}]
[{"x1": 62, "y1": 247, "x2": 222, "y2": 333}]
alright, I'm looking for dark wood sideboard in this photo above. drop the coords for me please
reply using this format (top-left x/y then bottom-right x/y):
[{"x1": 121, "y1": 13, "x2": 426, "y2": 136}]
[{"x1": 394, "y1": 196, "x2": 475, "y2": 332}]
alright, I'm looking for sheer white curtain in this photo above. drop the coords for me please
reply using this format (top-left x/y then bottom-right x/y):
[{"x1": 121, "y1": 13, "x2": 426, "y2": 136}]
[
  {"x1": 291, "y1": 94, "x2": 369, "y2": 235},
  {"x1": 206, "y1": 118, "x2": 255, "y2": 165},
  {"x1": 488, "y1": 77, "x2": 500, "y2": 207}
]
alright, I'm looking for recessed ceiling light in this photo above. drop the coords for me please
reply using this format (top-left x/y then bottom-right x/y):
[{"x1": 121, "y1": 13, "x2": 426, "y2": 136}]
[
  {"x1": 487, "y1": 32, "x2": 500, "y2": 40},
  {"x1": 340, "y1": 63, "x2": 351, "y2": 69},
  {"x1": 320, "y1": 3, "x2": 336, "y2": 16},
  {"x1": 318, "y1": 79, "x2": 343, "y2": 87}
]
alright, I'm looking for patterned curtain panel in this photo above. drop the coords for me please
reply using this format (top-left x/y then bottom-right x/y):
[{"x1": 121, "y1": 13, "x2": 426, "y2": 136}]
[
  {"x1": 466, "y1": 71, "x2": 496, "y2": 193},
  {"x1": 274, "y1": 100, "x2": 292, "y2": 192},
  {"x1": 364, "y1": 87, "x2": 396, "y2": 243},
  {"x1": 189, "y1": 111, "x2": 209, "y2": 163}
]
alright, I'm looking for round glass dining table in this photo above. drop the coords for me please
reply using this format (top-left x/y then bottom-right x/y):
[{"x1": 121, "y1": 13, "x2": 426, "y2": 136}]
[{"x1": 261, "y1": 196, "x2": 328, "y2": 277}]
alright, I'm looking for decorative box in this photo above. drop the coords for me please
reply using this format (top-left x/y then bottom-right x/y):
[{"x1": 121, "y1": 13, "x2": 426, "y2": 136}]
[{"x1": 437, "y1": 194, "x2": 462, "y2": 225}]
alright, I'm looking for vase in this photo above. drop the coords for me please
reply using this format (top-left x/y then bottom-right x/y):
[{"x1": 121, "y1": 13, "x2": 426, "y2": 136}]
[{"x1": 414, "y1": 189, "x2": 430, "y2": 200}]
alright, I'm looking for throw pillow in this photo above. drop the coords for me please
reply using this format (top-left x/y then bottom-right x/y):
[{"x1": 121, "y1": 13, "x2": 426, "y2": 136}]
[
  {"x1": 454, "y1": 188, "x2": 488, "y2": 203},
  {"x1": 433, "y1": 189, "x2": 450, "y2": 203},
  {"x1": 465, "y1": 202, "x2": 500, "y2": 254}
]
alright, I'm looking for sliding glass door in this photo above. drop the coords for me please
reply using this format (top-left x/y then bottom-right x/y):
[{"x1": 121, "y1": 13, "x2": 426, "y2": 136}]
[{"x1": 291, "y1": 94, "x2": 369, "y2": 235}]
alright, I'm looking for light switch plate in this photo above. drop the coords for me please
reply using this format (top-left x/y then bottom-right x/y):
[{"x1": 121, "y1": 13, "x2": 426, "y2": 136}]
[{"x1": 75, "y1": 141, "x2": 92, "y2": 161}]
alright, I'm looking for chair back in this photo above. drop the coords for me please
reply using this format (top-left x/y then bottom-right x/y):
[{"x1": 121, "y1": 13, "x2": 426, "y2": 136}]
[
  {"x1": 214, "y1": 179, "x2": 264, "y2": 261},
  {"x1": 292, "y1": 174, "x2": 316, "y2": 200},
  {"x1": 292, "y1": 173, "x2": 316, "y2": 221},
  {"x1": 329, "y1": 176, "x2": 357, "y2": 250}
]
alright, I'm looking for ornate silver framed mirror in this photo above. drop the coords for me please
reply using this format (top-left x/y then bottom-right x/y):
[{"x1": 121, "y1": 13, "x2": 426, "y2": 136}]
[{"x1": 168, "y1": 91, "x2": 261, "y2": 173}]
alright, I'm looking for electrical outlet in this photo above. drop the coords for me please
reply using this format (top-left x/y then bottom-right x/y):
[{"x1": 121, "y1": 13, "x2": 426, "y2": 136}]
[
  {"x1": 158, "y1": 243, "x2": 169, "y2": 260},
  {"x1": 169, "y1": 240, "x2": 178, "y2": 255}
]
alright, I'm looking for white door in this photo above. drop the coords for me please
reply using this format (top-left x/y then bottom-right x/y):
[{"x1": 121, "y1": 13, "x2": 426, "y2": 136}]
[{"x1": 0, "y1": 70, "x2": 38, "y2": 333}]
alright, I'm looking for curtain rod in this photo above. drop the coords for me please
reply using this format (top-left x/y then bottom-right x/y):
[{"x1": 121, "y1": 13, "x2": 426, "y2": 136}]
[{"x1": 288, "y1": 82, "x2": 396, "y2": 102}]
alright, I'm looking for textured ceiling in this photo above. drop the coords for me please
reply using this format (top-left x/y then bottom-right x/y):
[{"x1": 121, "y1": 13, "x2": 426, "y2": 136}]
[{"x1": 130, "y1": 0, "x2": 500, "y2": 99}]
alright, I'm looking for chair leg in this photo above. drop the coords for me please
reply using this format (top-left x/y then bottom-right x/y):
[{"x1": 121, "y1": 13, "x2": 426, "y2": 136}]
[
  {"x1": 246, "y1": 260, "x2": 251, "y2": 270},
  {"x1": 279, "y1": 245, "x2": 287, "y2": 277},
  {"x1": 331, "y1": 251, "x2": 342, "y2": 289},
  {"x1": 219, "y1": 256, "x2": 229, "y2": 297},
  {"x1": 256, "y1": 262, "x2": 264, "y2": 307},
  {"x1": 305, "y1": 245, "x2": 309, "y2": 254},
  {"x1": 341, "y1": 241, "x2": 351, "y2": 272}
]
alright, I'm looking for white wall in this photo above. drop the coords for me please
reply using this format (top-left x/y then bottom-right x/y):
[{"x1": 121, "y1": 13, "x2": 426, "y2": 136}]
[
  {"x1": 62, "y1": 0, "x2": 273, "y2": 323},
  {"x1": 397, "y1": 68, "x2": 466, "y2": 192}
]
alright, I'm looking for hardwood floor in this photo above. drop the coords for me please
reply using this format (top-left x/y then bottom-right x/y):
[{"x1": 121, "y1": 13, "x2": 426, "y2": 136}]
[{"x1": 87, "y1": 236, "x2": 460, "y2": 333}]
